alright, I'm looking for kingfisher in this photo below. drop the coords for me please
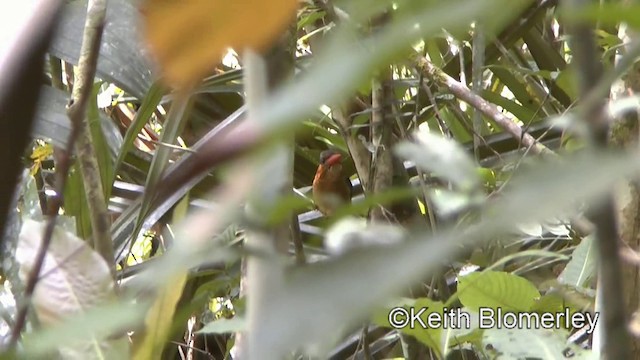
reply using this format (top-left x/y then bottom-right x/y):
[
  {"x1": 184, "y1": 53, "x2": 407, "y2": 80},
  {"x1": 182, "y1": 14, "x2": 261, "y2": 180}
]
[{"x1": 312, "y1": 149, "x2": 352, "y2": 216}]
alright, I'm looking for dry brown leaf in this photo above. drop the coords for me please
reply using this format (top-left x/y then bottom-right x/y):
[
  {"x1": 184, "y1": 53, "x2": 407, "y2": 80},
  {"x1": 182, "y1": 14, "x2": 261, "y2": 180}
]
[
  {"x1": 141, "y1": 0, "x2": 298, "y2": 87},
  {"x1": 17, "y1": 219, "x2": 128, "y2": 359}
]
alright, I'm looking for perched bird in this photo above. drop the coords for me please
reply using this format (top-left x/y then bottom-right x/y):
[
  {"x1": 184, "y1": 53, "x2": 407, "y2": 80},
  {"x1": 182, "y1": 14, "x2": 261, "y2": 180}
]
[{"x1": 312, "y1": 150, "x2": 352, "y2": 216}]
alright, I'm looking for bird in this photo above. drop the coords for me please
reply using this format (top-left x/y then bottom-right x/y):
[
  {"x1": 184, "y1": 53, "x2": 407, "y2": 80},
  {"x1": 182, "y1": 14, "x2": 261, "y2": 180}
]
[{"x1": 312, "y1": 149, "x2": 352, "y2": 216}]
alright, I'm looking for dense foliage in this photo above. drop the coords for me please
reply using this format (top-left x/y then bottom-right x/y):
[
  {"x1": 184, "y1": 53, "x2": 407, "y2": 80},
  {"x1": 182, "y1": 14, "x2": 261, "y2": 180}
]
[{"x1": 1, "y1": 0, "x2": 640, "y2": 359}]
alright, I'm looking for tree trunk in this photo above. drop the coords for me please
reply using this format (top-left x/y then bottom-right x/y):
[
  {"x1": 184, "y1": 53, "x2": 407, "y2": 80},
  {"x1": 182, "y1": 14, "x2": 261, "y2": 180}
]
[{"x1": 610, "y1": 24, "x2": 640, "y2": 357}]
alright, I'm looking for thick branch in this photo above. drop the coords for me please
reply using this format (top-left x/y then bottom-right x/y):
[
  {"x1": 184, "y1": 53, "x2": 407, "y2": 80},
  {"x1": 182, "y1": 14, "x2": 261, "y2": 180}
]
[
  {"x1": 565, "y1": 0, "x2": 632, "y2": 358},
  {"x1": 370, "y1": 70, "x2": 394, "y2": 220},
  {"x1": 69, "y1": 0, "x2": 114, "y2": 270}
]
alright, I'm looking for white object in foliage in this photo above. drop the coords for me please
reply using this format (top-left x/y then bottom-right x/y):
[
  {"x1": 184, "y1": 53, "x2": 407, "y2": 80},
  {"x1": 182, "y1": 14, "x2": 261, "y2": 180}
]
[{"x1": 324, "y1": 217, "x2": 405, "y2": 255}]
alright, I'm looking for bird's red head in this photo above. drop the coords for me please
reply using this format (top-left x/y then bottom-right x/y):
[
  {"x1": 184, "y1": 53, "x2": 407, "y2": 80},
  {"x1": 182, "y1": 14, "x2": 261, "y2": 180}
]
[
  {"x1": 313, "y1": 149, "x2": 351, "y2": 216},
  {"x1": 319, "y1": 150, "x2": 342, "y2": 167}
]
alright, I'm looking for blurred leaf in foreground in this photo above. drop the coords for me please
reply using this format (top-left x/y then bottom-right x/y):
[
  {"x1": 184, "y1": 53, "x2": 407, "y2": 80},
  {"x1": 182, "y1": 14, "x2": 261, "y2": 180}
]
[
  {"x1": 141, "y1": 0, "x2": 298, "y2": 87},
  {"x1": 248, "y1": 150, "x2": 640, "y2": 357}
]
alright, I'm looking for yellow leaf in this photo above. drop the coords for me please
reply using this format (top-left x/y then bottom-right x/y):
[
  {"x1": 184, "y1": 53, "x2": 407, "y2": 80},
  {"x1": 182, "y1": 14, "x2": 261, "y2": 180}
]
[
  {"x1": 133, "y1": 273, "x2": 187, "y2": 360},
  {"x1": 29, "y1": 162, "x2": 39, "y2": 177},
  {"x1": 30, "y1": 143, "x2": 53, "y2": 161},
  {"x1": 142, "y1": 0, "x2": 298, "y2": 87},
  {"x1": 30, "y1": 143, "x2": 53, "y2": 176},
  {"x1": 134, "y1": 194, "x2": 191, "y2": 359}
]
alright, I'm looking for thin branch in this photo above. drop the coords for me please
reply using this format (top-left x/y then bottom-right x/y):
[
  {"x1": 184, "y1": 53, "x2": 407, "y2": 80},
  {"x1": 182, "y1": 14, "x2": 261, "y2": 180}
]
[
  {"x1": 333, "y1": 106, "x2": 372, "y2": 192},
  {"x1": 361, "y1": 326, "x2": 373, "y2": 360},
  {"x1": 411, "y1": 52, "x2": 555, "y2": 157},
  {"x1": 9, "y1": 0, "x2": 106, "y2": 345},
  {"x1": 421, "y1": 49, "x2": 595, "y2": 238},
  {"x1": 291, "y1": 212, "x2": 306, "y2": 265},
  {"x1": 472, "y1": 22, "x2": 485, "y2": 161},
  {"x1": 170, "y1": 341, "x2": 215, "y2": 359},
  {"x1": 392, "y1": 103, "x2": 435, "y2": 229},
  {"x1": 420, "y1": 78, "x2": 450, "y2": 138}
]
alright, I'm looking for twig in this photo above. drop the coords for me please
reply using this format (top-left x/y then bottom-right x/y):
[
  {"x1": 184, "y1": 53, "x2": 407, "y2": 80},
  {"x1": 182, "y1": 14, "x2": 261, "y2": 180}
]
[
  {"x1": 291, "y1": 212, "x2": 306, "y2": 265},
  {"x1": 420, "y1": 77, "x2": 450, "y2": 138},
  {"x1": 412, "y1": 52, "x2": 555, "y2": 157},
  {"x1": 472, "y1": 21, "x2": 485, "y2": 161},
  {"x1": 361, "y1": 326, "x2": 373, "y2": 360},
  {"x1": 148, "y1": 139, "x2": 197, "y2": 153},
  {"x1": 8, "y1": 0, "x2": 107, "y2": 346},
  {"x1": 170, "y1": 341, "x2": 215, "y2": 359},
  {"x1": 392, "y1": 102, "x2": 435, "y2": 229}
]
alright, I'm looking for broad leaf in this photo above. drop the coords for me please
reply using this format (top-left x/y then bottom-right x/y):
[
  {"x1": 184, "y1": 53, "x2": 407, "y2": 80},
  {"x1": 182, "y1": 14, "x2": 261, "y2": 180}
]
[
  {"x1": 141, "y1": 0, "x2": 298, "y2": 87},
  {"x1": 197, "y1": 317, "x2": 246, "y2": 334},
  {"x1": 395, "y1": 130, "x2": 480, "y2": 192},
  {"x1": 482, "y1": 328, "x2": 594, "y2": 360},
  {"x1": 558, "y1": 234, "x2": 596, "y2": 288},
  {"x1": 457, "y1": 271, "x2": 540, "y2": 312},
  {"x1": 16, "y1": 219, "x2": 127, "y2": 359},
  {"x1": 374, "y1": 298, "x2": 445, "y2": 354}
]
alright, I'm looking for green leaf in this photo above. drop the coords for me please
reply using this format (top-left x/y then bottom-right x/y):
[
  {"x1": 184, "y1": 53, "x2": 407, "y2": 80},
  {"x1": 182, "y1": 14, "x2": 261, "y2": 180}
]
[
  {"x1": 437, "y1": 106, "x2": 473, "y2": 144},
  {"x1": 139, "y1": 150, "x2": 640, "y2": 358},
  {"x1": 193, "y1": 277, "x2": 232, "y2": 300},
  {"x1": 24, "y1": 300, "x2": 146, "y2": 359},
  {"x1": 132, "y1": 178, "x2": 193, "y2": 360},
  {"x1": 89, "y1": 82, "x2": 115, "y2": 200},
  {"x1": 457, "y1": 271, "x2": 540, "y2": 312},
  {"x1": 303, "y1": 119, "x2": 346, "y2": 150},
  {"x1": 530, "y1": 293, "x2": 566, "y2": 314},
  {"x1": 297, "y1": 9, "x2": 326, "y2": 30},
  {"x1": 264, "y1": 194, "x2": 314, "y2": 225},
  {"x1": 252, "y1": 0, "x2": 529, "y2": 137},
  {"x1": 19, "y1": 175, "x2": 43, "y2": 220},
  {"x1": 200, "y1": 68, "x2": 243, "y2": 90},
  {"x1": 113, "y1": 81, "x2": 167, "y2": 183},
  {"x1": 374, "y1": 298, "x2": 444, "y2": 354},
  {"x1": 558, "y1": 234, "x2": 596, "y2": 288},
  {"x1": 476, "y1": 167, "x2": 496, "y2": 189},
  {"x1": 481, "y1": 328, "x2": 594, "y2": 360},
  {"x1": 395, "y1": 130, "x2": 480, "y2": 192},
  {"x1": 133, "y1": 273, "x2": 187, "y2": 360},
  {"x1": 197, "y1": 317, "x2": 246, "y2": 334},
  {"x1": 480, "y1": 90, "x2": 538, "y2": 122},
  {"x1": 129, "y1": 95, "x2": 191, "y2": 256},
  {"x1": 565, "y1": 3, "x2": 640, "y2": 29},
  {"x1": 530, "y1": 293, "x2": 583, "y2": 320},
  {"x1": 333, "y1": 186, "x2": 418, "y2": 219},
  {"x1": 64, "y1": 165, "x2": 92, "y2": 239},
  {"x1": 484, "y1": 66, "x2": 540, "y2": 114},
  {"x1": 142, "y1": 95, "x2": 191, "y2": 207}
]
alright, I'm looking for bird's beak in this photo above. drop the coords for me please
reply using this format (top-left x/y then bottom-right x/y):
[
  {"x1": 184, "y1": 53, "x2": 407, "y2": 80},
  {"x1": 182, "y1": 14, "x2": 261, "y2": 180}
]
[{"x1": 324, "y1": 153, "x2": 342, "y2": 167}]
